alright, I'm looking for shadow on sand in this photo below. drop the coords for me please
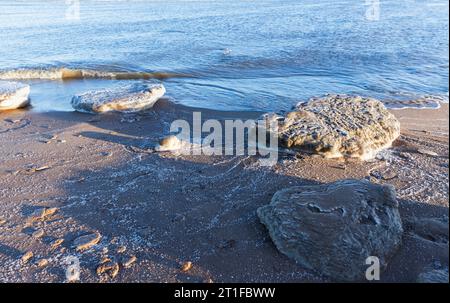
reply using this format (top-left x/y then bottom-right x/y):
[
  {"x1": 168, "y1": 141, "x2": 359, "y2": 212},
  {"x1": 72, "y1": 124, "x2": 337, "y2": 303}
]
[{"x1": 1, "y1": 99, "x2": 448, "y2": 283}]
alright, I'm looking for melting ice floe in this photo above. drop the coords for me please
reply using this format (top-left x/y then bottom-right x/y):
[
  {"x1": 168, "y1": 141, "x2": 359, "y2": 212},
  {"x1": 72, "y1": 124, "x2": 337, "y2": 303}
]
[
  {"x1": 71, "y1": 83, "x2": 165, "y2": 114},
  {"x1": 272, "y1": 95, "x2": 401, "y2": 161},
  {"x1": 0, "y1": 81, "x2": 30, "y2": 110}
]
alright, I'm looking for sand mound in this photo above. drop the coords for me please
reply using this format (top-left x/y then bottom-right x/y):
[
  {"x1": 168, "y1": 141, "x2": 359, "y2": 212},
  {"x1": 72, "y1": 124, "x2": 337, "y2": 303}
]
[
  {"x1": 0, "y1": 81, "x2": 30, "y2": 110},
  {"x1": 257, "y1": 179, "x2": 403, "y2": 281},
  {"x1": 268, "y1": 95, "x2": 401, "y2": 160},
  {"x1": 71, "y1": 83, "x2": 165, "y2": 114}
]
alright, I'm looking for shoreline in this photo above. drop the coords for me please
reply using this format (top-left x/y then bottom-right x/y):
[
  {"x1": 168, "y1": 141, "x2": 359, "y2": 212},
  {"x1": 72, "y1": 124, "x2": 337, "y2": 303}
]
[{"x1": 0, "y1": 100, "x2": 448, "y2": 282}]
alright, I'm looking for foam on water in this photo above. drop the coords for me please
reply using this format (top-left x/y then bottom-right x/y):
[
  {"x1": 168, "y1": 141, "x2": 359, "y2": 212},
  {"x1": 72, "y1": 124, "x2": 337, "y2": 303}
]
[
  {"x1": 0, "y1": 68, "x2": 189, "y2": 81},
  {"x1": 384, "y1": 95, "x2": 449, "y2": 110}
]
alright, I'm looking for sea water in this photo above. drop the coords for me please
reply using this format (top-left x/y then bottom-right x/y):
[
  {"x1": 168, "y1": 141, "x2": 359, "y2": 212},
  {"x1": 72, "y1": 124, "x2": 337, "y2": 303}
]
[{"x1": 0, "y1": 0, "x2": 448, "y2": 112}]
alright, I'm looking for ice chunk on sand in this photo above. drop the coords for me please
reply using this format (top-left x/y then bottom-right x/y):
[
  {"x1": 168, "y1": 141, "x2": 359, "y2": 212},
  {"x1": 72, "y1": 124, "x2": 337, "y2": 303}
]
[
  {"x1": 71, "y1": 83, "x2": 165, "y2": 114},
  {"x1": 0, "y1": 81, "x2": 30, "y2": 110},
  {"x1": 267, "y1": 95, "x2": 401, "y2": 160}
]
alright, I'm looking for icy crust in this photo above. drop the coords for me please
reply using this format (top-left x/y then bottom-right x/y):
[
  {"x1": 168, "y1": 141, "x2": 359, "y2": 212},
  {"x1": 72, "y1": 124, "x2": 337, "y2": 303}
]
[
  {"x1": 266, "y1": 95, "x2": 401, "y2": 160},
  {"x1": 71, "y1": 83, "x2": 166, "y2": 114},
  {"x1": 0, "y1": 81, "x2": 30, "y2": 110}
]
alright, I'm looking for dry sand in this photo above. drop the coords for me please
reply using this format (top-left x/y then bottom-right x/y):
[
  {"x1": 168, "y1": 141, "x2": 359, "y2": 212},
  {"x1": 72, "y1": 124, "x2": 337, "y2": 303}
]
[{"x1": 0, "y1": 100, "x2": 448, "y2": 283}]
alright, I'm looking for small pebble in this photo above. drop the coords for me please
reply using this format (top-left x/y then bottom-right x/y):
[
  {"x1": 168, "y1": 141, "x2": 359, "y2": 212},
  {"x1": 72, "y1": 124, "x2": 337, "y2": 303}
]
[
  {"x1": 123, "y1": 256, "x2": 137, "y2": 268},
  {"x1": 181, "y1": 261, "x2": 193, "y2": 272},
  {"x1": 28, "y1": 207, "x2": 58, "y2": 222},
  {"x1": 25, "y1": 164, "x2": 52, "y2": 173},
  {"x1": 100, "y1": 257, "x2": 112, "y2": 264},
  {"x1": 417, "y1": 149, "x2": 439, "y2": 157},
  {"x1": 97, "y1": 261, "x2": 120, "y2": 279},
  {"x1": 37, "y1": 259, "x2": 49, "y2": 268},
  {"x1": 5, "y1": 118, "x2": 21, "y2": 123},
  {"x1": 21, "y1": 251, "x2": 33, "y2": 264},
  {"x1": 51, "y1": 238, "x2": 64, "y2": 250},
  {"x1": 73, "y1": 233, "x2": 101, "y2": 251}
]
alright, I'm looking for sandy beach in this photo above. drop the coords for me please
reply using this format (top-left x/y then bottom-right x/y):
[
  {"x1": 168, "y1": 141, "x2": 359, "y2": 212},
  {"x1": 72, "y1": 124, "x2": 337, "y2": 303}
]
[{"x1": 0, "y1": 101, "x2": 447, "y2": 283}]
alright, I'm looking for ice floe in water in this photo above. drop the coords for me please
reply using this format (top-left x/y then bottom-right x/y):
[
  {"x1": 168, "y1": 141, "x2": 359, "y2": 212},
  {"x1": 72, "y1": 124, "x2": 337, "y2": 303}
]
[
  {"x1": 0, "y1": 81, "x2": 30, "y2": 110},
  {"x1": 71, "y1": 83, "x2": 165, "y2": 114}
]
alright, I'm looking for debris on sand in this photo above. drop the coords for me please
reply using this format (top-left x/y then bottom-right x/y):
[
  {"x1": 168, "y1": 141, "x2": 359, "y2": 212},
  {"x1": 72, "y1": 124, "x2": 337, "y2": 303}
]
[
  {"x1": 50, "y1": 238, "x2": 64, "y2": 250},
  {"x1": 181, "y1": 261, "x2": 193, "y2": 272},
  {"x1": 97, "y1": 259, "x2": 120, "y2": 279},
  {"x1": 28, "y1": 207, "x2": 58, "y2": 223},
  {"x1": 155, "y1": 135, "x2": 184, "y2": 152},
  {"x1": 122, "y1": 256, "x2": 137, "y2": 268},
  {"x1": 257, "y1": 179, "x2": 403, "y2": 281},
  {"x1": 21, "y1": 251, "x2": 34, "y2": 264},
  {"x1": 117, "y1": 246, "x2": 127, "y2": 254},
  {"x1": 4, "y1": 118, "x2": 22, "y2": 124},
  {"x1": 73, "y1": 233, "x2": 101, "y2": 251},
  {"x1": 39, "y1": 134, "x2": 58, "y2": 144},
  {"x1": 417, "y1": 149, "x2": 439, "y2": 157},
  {"x1": 37, "y1": 259, "x2": 49, "y2": 268},
  {"x1": 26, "y1": 165, "x2": 51, "y2": 174},
  {"x1": 370, "y1": 168, "x2": 398, "y2": 181}
]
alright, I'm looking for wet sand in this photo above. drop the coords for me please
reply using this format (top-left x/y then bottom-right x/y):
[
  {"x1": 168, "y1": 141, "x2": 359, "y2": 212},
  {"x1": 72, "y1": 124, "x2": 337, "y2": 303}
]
[{"x1": 0, "y1": 101, "x2": 448, "y2": 283}]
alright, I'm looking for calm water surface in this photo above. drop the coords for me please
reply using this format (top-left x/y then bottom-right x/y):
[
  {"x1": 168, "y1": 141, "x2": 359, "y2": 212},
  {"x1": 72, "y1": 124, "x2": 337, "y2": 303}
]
[{"x1": 0, "y1": 0, "x2": 448, "y2": 111}]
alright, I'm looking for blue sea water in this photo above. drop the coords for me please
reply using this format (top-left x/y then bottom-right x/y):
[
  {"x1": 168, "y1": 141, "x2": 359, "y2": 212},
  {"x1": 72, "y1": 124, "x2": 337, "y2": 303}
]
[{"x1": 0, "y1": 0, "x2": 448, "y2": 112}]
